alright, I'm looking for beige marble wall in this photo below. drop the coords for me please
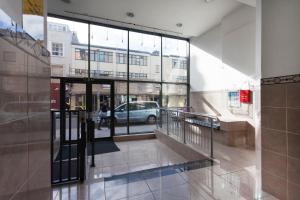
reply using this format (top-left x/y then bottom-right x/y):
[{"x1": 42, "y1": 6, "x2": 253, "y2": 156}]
[
  {"x1": 0, "y1": 26, "x2": 51, "y2": 200},
  {"x1": 261, "y1": 79, "x2": 300, "y2": 200}
]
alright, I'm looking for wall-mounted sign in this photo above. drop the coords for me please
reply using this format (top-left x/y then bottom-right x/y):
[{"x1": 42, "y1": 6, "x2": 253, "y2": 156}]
[
  {"x1": 23, "y1": 0, "x2": 44, "y2": 16},
  {"x1": 228, "y1": 91, "x2": 240, "y2": 108},
  {"x1": 240, "y1": 90, "x2": 251, "y2": 104}
]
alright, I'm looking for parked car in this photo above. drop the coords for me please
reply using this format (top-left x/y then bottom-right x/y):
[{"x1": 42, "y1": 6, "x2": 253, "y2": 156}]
[{"x1": 97, "y1": 101, "x2": 160, "y2": 125}]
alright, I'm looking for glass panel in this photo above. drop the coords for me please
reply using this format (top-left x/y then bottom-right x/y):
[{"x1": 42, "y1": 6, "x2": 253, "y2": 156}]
[
  {"x1": 129, "y1": 83, "x2": 161, "y2": 134},
  {"x1": 90, "y1": 25, "x2": 128, "y2": 79},
  {"x1": 51, "y1": 79, "x2": 60, "y2": 110},
  {"x1": 47, "y1": 17, "x2": 88, "y2": 77},
  {"x1": 65, "y1": 83, "x2": 86, "y2": 110},
  {"x1": 162, "y1": 38, "x2": 188, "y2": 83},
  {"x1": 23, "y1": 3, "x2": 44, "y2": 42},
  {"x1": 65, "y1": 83, "x2": 85, "y2": 141},
  {"x1": 129, "y1": 32, "x2": 161, "y2": 82},
  {"x1": 92, "y1": 84, "x2": 111, "y2": 138},
  {"x1": 162, "y1": 84, "x2": 187, "y2": 108},
  {"x1": 115, "y1": 81, "x2": 128, "y2": 135}
]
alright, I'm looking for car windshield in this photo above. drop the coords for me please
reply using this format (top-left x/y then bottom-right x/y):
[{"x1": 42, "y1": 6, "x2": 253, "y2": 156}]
[{"x1": 116, "y1": 104, "x2": 127, "y2": 111}]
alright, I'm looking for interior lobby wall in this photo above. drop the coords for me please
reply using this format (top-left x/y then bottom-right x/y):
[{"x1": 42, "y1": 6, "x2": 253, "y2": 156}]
[
  {"x1": 189, "y1": 4, "x2": 257, "y2": 121},
  {"x1": 0, "y1": 5, "x2": 51, "y2": 200},
  {"x1": 261, "y1": 0, "x2": 300, "y2": 199}
]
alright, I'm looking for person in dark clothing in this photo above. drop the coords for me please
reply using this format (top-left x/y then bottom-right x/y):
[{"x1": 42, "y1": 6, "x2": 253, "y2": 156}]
[{"x1": 97, "y1": 101, "x2": 108, "y2": 130}]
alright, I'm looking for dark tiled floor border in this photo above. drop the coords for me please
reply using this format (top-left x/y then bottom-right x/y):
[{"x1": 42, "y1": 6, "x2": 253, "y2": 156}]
[
  {"x1": 104, "y1": 159, "x2": 214, "y2": 185},
  {"x1": 261, "y1": 74, "x2": 300, "y2": 85}
]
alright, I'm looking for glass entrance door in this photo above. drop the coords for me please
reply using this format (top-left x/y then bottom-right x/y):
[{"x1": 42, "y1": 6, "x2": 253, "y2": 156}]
[
  {"x1": 61, "y1": 79, "x2": 114, "y2": 141},
  {"x1": 89, "y1": 82, "x2": 114, "y2": 139}
]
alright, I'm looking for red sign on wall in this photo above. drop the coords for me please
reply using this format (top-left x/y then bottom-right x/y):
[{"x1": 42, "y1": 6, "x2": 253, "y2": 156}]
[{"x1": 240, "y1": 90, "x2": 251, "y2": 104}]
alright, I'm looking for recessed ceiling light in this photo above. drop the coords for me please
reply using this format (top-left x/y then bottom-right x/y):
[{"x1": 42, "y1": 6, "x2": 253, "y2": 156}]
[
  {"x1": 126, "y1": 12, "x2": 135, "y2": 18},
  {"x1": 176, "y1": 23, "x2": 183, "y2": 28},
  {"x1": 205, "y1": 0, "x2": 214, "y2": 3}
]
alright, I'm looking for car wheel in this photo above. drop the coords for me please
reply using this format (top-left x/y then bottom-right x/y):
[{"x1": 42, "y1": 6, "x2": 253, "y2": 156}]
[{"x1": 147, "y1": 116, "x2": 156, "y2": 124}]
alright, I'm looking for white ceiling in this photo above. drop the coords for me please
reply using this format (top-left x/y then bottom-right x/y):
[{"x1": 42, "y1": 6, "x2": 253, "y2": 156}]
[{"x1": 48, "y1": 0, "x2": 254, "y2": 38}]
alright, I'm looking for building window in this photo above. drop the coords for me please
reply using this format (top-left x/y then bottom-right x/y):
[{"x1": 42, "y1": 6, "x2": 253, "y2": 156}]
[
  {"x1": 49, "y1": 23, "x2": 68, "y2": 32},
  {"x1": 129, "y1": 54, "x2": 147, "y2": 66},
  {"x1": 90, "y1": 50, "x2": 95, "y2": 61},
  {"x1": 175, "y1": 75, "x2": 187, "y2": 82},
  {"x1": 75, "y1": 48, "x2": 88, "y2": 60},
  {"x1": 116, "y1": 53, "x2": 127, "y2": 64},
  {"x1": 91, "y1": 70, "x2": 114, "y2": 77},
  {"x1": 116, "y1": 72, "x2": 127, "y2": 78},
  {"x1": 129, "y1": 72, "x2": 147, "y2": 79},
  {"x1": 51, "y1": 42, "x2": 63, "y2": 57},
  {"x1": 96, "y1": 51, "x2": 113, "y2": 63},
  {"x1": 172, "y1": 59, "x2": 187, "y2": 69},
  {"x1": 73, "y1": 68, "x2": 88, "y2": 76}
]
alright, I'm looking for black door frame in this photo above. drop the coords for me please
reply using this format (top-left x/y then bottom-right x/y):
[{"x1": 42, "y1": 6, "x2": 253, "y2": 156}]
[
  {"x1": 88, "y1": 79, "x2": 115, "y2": 139},
  {"x1": 60, "y1": 77, "x2": 115, "y2": 141}
]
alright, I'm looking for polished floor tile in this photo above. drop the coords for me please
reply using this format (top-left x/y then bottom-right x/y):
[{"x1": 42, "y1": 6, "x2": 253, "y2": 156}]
[{"x1": 52, "y1": 139, "x2": 278, "y2": 200}]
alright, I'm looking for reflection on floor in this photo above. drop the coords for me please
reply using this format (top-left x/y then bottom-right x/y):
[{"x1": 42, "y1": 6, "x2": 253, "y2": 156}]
[
  {"x1": 95, "y1": 124, "x2": 157, "y2": 138},
  {"x1": 52, "y1": 139, "x2": 277, "y2": 200},
  {"x1": 63, "y1": 125, "x2": 157, "y2": 140}
]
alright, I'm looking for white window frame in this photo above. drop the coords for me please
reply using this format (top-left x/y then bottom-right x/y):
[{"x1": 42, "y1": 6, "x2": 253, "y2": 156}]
[{"x1": 51, "y1": 42, "x2": 64, "y2": 57}]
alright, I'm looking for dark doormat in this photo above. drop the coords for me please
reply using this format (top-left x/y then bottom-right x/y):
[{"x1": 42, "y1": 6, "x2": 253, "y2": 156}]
[
  {"x1": 87, "y1": 138, "x2": 120, "y2": 155},
  {"x1": 54, "y1": 138, "x2": 120, "y2": 161}
]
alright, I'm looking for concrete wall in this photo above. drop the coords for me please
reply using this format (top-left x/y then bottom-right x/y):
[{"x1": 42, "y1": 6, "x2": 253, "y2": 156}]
[
  {"x1": 190, "y1": 5, "x2": 257, "y2": 120},
  {"x1": 261, "y1": 0, "x2": 300, "y2": 199}
]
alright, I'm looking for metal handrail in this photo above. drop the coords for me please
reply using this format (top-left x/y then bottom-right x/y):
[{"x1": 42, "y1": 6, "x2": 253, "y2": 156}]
[
  {"x1": 157, "y1": 108, "x2": 218, "y2": 159},
  {"x1": 159, "y1": 107, "x2": 219, "y2": 120}
]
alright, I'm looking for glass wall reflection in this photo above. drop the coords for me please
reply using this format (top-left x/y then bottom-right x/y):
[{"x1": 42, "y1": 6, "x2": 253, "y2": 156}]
[
  {"x1": 114, "y1": 81, "x2": 128, "y2": 135},
  {"x1": 162, "y1": 38, "x2": 188, "y2": 83},
  {"x1": 129, "y1": 32, "x2": 161, "y2": 82},
  {"x1": 47, "y1": 17, "x2": 88, "y2": 77},
  {"x1": 129, "y1": 83, "x2": 161, "y2": 134},
  {"x1": 90, "y1": 25, "x2": 128, "y2": 79},
  {"x1": 47, "y1": 16, "x2": 189, "y2": 135},
  {"x1": 163, "y1": 84, "x2": 187, "y2": 108}
]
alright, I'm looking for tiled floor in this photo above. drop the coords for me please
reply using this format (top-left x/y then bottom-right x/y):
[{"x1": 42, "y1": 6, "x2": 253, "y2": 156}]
[
  {"x1": 52, "y1": 139, "x2": 277, "y2": 200},
  {"x1": 88, "y1": 139, "x2": 187, "y2": 180}
]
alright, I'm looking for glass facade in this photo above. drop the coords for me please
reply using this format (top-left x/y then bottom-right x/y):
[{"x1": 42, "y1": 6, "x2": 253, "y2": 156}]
[
  {"x1": 162, "y1": 84, "x2": 187, "y2": 108},
  {"x1": 129, "y1": 32, "x2": 161, "y2": 82},
  {"x1": 90, "y1": 25, "x2": 128, "y2": 80},
  {"x1": 48, "y1": 17, "x2": 88, "y2": 77},
  {"x1": 48, "y1": 16, "x2": 189, "y2": 135},
  {"x1": 162, "y1": 37, "x2": 189, "y2": 83},
  {"x1": 129, "y1": 83, "x2": 161, "y2": 134},
  {"x1": 114, "y1": 81, "x2": 128, "y2": 135}
]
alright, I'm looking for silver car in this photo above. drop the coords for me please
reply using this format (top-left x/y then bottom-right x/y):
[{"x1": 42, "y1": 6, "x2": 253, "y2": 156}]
[{"x1": 98, "y1": 101, "x2": 159, "y2": 124}]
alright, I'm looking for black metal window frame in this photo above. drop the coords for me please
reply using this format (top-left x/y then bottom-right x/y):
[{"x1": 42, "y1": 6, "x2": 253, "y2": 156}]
[
  {"x1": 129, "y1": 54, "x2": 147, "y2": 66},
  {"x1": 49, "y1": 13, "x2": 191, "y2": 135},
  {"x1": 116, "y1": 53, "x2": 127, "y2": 64},
  {"x1": 172, "y1": 58, "x2": 187, "y2": 69}
]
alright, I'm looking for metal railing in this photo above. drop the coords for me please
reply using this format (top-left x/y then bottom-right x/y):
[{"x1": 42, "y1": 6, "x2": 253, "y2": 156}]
[
  {"x1": 156, "y1": 108, "x2": 219, "y2": 158},
  {"x1": 51, "y1": 110, "x2": 86, "y2": 185}
]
